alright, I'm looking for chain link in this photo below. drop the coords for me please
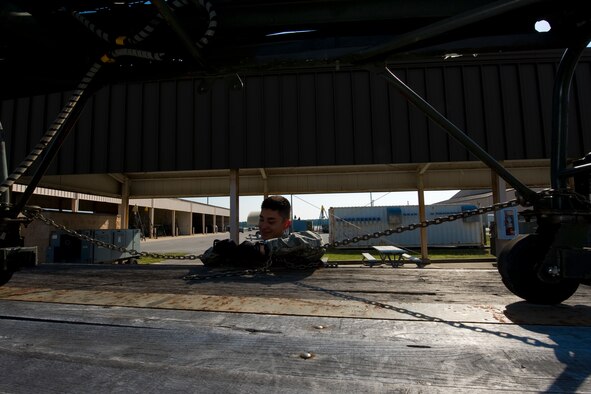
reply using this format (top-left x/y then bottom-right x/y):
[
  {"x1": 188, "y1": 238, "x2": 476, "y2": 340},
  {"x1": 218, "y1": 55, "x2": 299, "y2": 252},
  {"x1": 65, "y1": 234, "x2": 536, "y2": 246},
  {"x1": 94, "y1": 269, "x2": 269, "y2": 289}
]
[
  {"x1": 318, "y1": 197, "x2": 522, "y2": 250},
  {"x1": 22, "y1": 208, "x2": 203, "y2": 261},
  {"x1": 22, "y1": 193, "x2": 533, "y2": 278},
  {"x1": 182, "y1": 257, "x2": 274, "y2": 280}
]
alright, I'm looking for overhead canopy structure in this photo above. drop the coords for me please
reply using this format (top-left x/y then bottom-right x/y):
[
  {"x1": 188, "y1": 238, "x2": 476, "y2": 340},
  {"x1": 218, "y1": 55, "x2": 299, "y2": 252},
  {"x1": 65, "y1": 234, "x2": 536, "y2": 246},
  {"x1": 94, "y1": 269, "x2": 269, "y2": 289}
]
[
  {"x1": 29, "y1": 161, "x2": 553, "y2": 199},
  {"x1": 1, "y1": 0, "x2": 590, "y2": 202}
]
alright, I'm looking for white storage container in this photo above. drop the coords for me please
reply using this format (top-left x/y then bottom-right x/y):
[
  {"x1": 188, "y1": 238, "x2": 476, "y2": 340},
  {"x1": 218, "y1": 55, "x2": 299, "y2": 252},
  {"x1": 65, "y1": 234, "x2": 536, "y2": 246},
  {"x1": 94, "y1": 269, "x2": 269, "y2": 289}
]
[{"x1": 329, "y1": 205, "x2": 484, "y2": 248}]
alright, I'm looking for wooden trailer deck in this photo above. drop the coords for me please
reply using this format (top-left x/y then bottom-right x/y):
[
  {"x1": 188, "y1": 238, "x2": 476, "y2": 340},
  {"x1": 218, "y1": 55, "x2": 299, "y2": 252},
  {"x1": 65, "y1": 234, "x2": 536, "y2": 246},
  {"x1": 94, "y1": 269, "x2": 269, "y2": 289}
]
[{"x1": 1, "y1": 263, "x2": 591, "y2": 392}]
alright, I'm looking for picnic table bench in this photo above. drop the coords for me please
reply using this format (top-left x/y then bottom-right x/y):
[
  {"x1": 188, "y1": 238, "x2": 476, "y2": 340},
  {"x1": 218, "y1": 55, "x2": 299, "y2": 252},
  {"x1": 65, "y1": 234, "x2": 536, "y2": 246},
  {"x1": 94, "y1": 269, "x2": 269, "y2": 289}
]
[
  {"x1": 362, "y1": 246, "x2": 429, "y2": 268},
  {"x1": 361, "y1": 252, "x2": 379, "y2": 266}
]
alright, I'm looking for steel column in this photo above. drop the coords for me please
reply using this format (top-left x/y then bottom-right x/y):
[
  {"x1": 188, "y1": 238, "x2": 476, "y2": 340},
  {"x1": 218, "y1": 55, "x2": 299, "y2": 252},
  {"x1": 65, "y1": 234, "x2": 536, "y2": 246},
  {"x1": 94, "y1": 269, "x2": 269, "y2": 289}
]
[
  {"x1": 229, "y1": 169, "x2": 240, "y2": 243},
  {"x1": 551, "y1": 34, "x2": 591, "y2": 189},
  {"x1": 0, "y1": 123, "x2": 9, "y2": 205},
  {"x1": 417, "y1": 164, "x2": 430, "y2": 263}
]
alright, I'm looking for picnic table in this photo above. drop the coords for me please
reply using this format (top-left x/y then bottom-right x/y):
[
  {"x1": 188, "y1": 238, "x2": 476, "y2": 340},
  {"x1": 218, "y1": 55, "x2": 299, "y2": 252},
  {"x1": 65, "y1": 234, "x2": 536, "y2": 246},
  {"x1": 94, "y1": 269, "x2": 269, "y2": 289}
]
[
  {"x1": 372, "y1": 245, "x2": 406, "y2": 267},
  {"x1": 361, "y1": 246, "x2": 429, "y2": 268}
]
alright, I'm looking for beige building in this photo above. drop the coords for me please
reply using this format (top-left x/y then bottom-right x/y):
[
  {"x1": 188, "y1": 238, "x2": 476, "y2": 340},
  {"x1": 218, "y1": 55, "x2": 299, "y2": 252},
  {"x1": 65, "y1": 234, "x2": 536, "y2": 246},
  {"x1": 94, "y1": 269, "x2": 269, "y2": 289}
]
[{"x1": 14, "y1": 184, "x2": 229, "y2": 263}]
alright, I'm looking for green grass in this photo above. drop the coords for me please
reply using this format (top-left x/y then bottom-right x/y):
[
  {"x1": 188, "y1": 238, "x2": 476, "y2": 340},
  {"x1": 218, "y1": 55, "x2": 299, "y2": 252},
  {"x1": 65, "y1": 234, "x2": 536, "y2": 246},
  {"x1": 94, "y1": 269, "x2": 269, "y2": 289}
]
[
  {"x1": 137, "y1": 252, "x2": 189, "y2": 264},
  {"x1": 324, "y1": 232, "x2": 494, "y2": 261}
]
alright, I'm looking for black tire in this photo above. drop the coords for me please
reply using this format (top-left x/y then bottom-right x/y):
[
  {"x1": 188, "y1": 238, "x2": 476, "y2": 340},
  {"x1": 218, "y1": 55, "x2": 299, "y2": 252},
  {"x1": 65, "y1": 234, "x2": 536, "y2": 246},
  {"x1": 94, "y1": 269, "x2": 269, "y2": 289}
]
[
  {"x1": 497, "y1": 234, "x2": 579, "y2": 304},
  {"x1": 0, "y1": 270, "x2": 14, "y2": 286}
]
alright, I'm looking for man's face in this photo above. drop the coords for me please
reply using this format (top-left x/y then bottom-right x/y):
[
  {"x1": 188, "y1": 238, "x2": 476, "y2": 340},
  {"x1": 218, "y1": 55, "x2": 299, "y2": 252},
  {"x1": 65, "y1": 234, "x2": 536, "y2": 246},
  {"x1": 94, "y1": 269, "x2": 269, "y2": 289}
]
[{"x1": 258, "y1": 208, "x2": 290, "y2": 240}]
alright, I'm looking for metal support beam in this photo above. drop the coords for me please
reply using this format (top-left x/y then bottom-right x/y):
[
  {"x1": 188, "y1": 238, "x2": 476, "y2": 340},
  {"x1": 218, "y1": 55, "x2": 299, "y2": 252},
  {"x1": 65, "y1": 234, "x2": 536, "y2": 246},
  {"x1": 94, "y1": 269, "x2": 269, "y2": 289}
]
[
  {"x1": 0, "y1": 123, "x2": 10, "y2": 205},
  {"x1": 260, "y1": 168, "x2": 269, "y2": 199},
  {"x1": 491, "y1": 171, "x2": 509, "y2": 256},
  {"x1": 229, "y1": 169, "x2": 240, "y2": 243},
  {"x1": 189, "y1": 205, "x2": 194, "y2": 235},
  {"x1": 71, "y1": 193, "x2": 79, "y2": 213},
  {"x1": 10, "y1": 67, "x2": 100, "y2": 217},
  {"x1": 552, "y1": 33, "x2": 591, "y2": 189},
  {"x1": 352, "y1": 0, "x2": 541, "y2": 62},
  {"x1": 150, "y1": 202, "x2": 155, "y2": 238},
  {"x1": 417, "y1": 164, "x2": 430, "y2": 263},
  {"x1": 382, "y1": 66, "x2": 538, "y2": 204},
  {"x1": 171, "y1": 210, "x2": 176, "y2": 236},
  {"x1": 119, "y1": 178, "x2": 130, "y2": 229},
  {"x1": 41, "y1": 162, "x2": 550, "y2": 198},
  {"x1": 151, "y1": 0, "x2": 209, "y2": 70}
]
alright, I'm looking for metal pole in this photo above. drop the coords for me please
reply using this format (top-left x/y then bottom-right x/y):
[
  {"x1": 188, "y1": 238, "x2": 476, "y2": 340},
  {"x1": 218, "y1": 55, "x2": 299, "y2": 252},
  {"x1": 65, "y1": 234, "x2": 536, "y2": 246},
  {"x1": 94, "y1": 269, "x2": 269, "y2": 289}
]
[
  {"x1": 382, "y1": 66, "x2": 538, "y2": 204},
  {"x1": 229, "y1": 169, "x2": 240, "y2": 243},
  {"x1": 351, "y1": 0, "x2": 541, "y2": 63},
  {"x1": 551, "y1": 34, "x2": 591, "y2": 190},
  {"x1": 120, "y1": 178, "x2": 130, "y2": 229},
  {"x1": 10, "y1": 84, "x2": 97, "y2": 217},
  {"x1": 0, "y1": 122, "x2": 9, "y2": 205},
  {"x1": 417, "y1": 169, "x2": 429, "y2": 263}
]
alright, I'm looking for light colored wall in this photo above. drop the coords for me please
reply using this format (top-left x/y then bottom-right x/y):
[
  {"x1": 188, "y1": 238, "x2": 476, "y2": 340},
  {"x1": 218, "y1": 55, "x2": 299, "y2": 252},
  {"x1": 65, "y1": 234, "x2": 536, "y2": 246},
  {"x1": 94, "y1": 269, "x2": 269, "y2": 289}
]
[
  {"x1": 176, "y1": 211, "x2": 192, "y2": 235},
  {"x1": 22, "y1": 211, "x2": 120, "y2": 263}
]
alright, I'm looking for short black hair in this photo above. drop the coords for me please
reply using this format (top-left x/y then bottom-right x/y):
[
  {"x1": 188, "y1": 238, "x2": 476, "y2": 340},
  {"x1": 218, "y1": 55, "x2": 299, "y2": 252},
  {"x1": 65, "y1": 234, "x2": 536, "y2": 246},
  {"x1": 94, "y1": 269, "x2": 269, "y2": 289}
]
[{"x1": 261, "y1": 195, "x2": 291, "y2": 220}]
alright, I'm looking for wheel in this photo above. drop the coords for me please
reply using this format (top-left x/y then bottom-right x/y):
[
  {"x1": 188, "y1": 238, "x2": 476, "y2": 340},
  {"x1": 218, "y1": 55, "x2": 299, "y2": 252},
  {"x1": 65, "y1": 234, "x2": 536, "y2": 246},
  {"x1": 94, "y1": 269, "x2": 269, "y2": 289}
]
[
  {"x1": 0, "y1": 270, "x2": 14, "y2": 286},
  {"x1": 497, "y1": 234, "x2": 579, "y2": 304}
]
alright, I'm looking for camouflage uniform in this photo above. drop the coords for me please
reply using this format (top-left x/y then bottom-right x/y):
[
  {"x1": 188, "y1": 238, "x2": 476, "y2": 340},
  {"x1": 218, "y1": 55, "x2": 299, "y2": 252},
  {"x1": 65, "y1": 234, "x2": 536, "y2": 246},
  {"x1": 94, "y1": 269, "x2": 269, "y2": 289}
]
[
  {"x1": 264, "y1": 230, "x2": 325, "y2": 268},
  {"x1": 201, "y1": 230, "x2": 324, "y2": 269}
]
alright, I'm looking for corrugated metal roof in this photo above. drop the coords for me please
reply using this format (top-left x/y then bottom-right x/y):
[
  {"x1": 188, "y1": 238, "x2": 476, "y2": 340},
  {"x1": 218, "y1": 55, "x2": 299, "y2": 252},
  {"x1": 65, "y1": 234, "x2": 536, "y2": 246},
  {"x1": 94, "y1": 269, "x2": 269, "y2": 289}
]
[{"x1": 1, "y1": 50, "x2": 590, "y2": 176}]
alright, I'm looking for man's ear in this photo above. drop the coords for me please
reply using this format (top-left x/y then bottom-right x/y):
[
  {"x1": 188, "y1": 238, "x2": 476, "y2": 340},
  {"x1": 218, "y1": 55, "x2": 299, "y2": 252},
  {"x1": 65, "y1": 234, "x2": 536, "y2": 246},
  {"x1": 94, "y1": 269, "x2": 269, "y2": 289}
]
[{"x1": 283, "y1": 219, "x2": 291, "y2": 230}]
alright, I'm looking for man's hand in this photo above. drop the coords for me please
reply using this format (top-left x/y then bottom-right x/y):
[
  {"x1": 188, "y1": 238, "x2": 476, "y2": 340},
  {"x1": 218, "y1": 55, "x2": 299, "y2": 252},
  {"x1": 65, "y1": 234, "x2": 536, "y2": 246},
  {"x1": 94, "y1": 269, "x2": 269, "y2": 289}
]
[
  {"x1": 212, "y1": 239, "x2": 237, "y2": 254},
  {"x1": 233, "y1": 241, "x2": 268, "y2": 267}
]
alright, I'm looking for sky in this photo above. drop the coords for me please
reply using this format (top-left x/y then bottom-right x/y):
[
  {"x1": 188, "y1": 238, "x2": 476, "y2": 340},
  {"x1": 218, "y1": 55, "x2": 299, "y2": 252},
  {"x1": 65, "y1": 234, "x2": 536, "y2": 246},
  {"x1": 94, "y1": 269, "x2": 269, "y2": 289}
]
[{"x1": 186, "y1": 190, "x2": 459, "y2": 222}]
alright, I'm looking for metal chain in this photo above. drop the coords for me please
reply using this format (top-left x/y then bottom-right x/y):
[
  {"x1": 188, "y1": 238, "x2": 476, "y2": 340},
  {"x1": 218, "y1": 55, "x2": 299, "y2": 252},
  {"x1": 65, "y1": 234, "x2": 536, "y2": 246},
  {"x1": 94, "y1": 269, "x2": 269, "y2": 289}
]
[
  {"x1": 22, "y1": 208, "x2": 201, "y2": 261},
  {"x1": 182, "y1": 257, "x2": 274, "y2": 281},
  {"x1": 22, "y1": 193, "x2": 535, "y2": 279},
  {"x1": 24, "y1": 197, "x2": 522, "y2": 259},
  {"x1": 181, "y1": 257, "x2": 330, "y2": 281},
  {"x1": 320, "y1": 198, "x2": 521, "y2": 249}
]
